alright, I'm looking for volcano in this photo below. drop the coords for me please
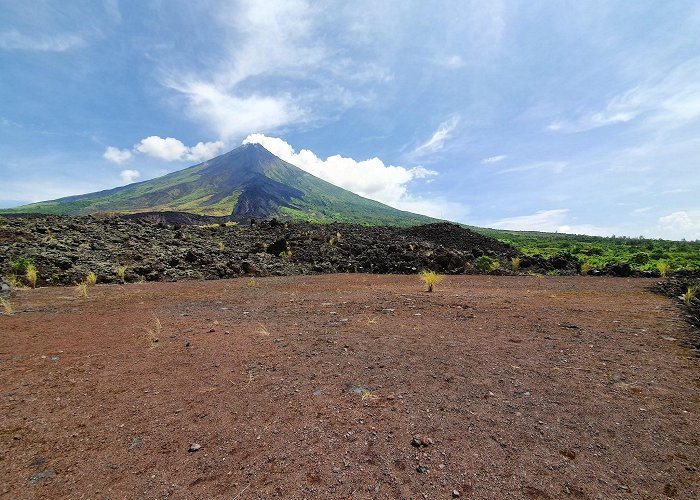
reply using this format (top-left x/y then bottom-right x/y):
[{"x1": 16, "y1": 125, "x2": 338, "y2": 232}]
[{"x1": 1, "y1": 143, "x2": 436, "y2": 226}]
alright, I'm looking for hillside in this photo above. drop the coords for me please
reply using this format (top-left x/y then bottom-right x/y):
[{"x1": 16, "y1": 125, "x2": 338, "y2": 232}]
[{"x1": 0, "y1": 144, "x2": 436, "y2": 227}]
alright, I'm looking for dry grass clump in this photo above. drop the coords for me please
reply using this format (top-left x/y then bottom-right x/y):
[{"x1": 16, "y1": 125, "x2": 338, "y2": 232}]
[
  {"x1": 116, "y1": 265, "x2": 127, "y2": 284},
  {"x1": 76, "y1": 282, "x2": 88, "y2": 298},
  {"x1": 144, "y1": 316, "x2": 161, "y2": 348},
  {"x1": 25, "y1": 264, "x2": 37, "y2": 288},
  {"x1": 684, "y1": 285, "x2": 698, "y2": 306},
  {"x1": 420, "y1": 270, "x2": 442, "y2": 292},
  {"x1": 0, "y1": 298, "x2": 12, "y2": 316},
  {"x1": 580, "y1": 262, "x2": 592, "y2": 275},
  {"x1": 85, "y1": 271, "x2": 97, "y2": 286},
  {"x1": 511, "y1": 257, "x2": 520, "y2": 272},
  {"x1": 657, "y1": 261, "x2": 670, "y2": 277}
]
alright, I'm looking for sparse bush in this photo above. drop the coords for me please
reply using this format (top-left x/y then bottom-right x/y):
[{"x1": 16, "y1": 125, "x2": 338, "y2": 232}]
[
  {"x1": 25, "y1": 264, "x2": 37, "y2": 288},
  {"x1": 511, "y1": 256, "x2": 520, "y2": 272},
  {"x1": 85, "y1": 271, "x2": 97, "y2": 286},
  {"x1": 116, "y1": 265, "x2": 126, "y2": 284},
  {"x1": 0, "y1": 298, "x2": 12, "y2": 315},
  {"x1": 8, "y1": 256, "x2": 34, "y2": 276},
  {"x1": 218, "y1": 241, "x2": 225, "y2": 251},
  {"x1": 475, "y1": 256, "x2": 499, "y2": 274},
  {"x1": 684, "y1": 285, "x2": 698, "y2": 305},
  {"x1": 419, "y1": 270, "x2": 442, "y2": 292},
  {"x1": 657, "y1": 261, "x2": 670, "y2": 277}
]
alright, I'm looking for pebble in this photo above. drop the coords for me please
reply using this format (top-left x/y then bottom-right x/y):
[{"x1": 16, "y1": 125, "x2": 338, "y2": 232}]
[
  {"x1": 416, "y1": 464, "x2": 428, "y2": 474},
  {"x1": 452, "y1": 490, "x2": 460, "y2": 498},
  {"x1": 188, "y1": 443, "x2": 201, "y2": 452}
]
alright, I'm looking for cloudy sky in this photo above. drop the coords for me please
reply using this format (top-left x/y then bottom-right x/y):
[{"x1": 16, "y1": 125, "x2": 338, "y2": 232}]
[{"x1": 1, "y1": 1, "x2": 699, "y2": 240}]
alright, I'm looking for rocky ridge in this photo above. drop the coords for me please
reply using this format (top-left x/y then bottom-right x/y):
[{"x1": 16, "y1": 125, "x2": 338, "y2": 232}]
[{"x1": 0, "y1": 214, "x2": 582, "y2": 287}]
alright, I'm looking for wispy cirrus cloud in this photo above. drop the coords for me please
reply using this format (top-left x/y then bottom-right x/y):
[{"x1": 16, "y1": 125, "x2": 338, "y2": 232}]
[
  {"x1": 481, "y1": 154, "x2": 507, "y2": 164},
  {"x1": 407, "y1": 116, "x2": 460, "y2": 161},
  {"x1": 0, "y1": 29, "x2": 85, "y2": 52},
  {"x1": 548, "y1": 57, "x2": 700, "y2": 133}
]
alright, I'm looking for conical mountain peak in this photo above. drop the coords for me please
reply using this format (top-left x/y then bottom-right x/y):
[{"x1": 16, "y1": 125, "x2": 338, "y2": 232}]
[{"x1": 0, "y1": 143, "x2": 436, "y2": 226}]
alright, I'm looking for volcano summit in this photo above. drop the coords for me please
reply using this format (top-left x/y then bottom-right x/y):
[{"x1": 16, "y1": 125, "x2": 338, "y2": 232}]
[{"x1": 1, "y1": 144, "x2": 435, "y2": 227}]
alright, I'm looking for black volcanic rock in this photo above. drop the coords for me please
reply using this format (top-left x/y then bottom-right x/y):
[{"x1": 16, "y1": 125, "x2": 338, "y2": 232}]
[{"x1": 0, "y1": 215, "x2": 532, "y2": 286}]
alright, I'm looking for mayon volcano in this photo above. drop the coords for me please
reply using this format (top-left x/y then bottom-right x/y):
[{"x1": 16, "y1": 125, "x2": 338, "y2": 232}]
[{"x1": 1, "y1": 144, "x2": 436, "y2": 226}]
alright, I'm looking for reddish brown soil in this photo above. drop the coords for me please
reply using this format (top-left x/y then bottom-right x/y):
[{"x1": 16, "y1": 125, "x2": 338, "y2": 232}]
[{"x1": 1, "y1": 275, "x2": 698, "y2": 499}]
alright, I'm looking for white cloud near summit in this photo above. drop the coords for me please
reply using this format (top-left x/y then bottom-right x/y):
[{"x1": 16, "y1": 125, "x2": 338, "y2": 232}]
[
  {"x1": 103, "y1": 146, "x2": 133, "y2": 164},
  {"x1": 134, "y1": 136, "x2": 225, "y2": 163},
  {"x1": 242, "y1": 134, "x2": 468, "y2": 219}
]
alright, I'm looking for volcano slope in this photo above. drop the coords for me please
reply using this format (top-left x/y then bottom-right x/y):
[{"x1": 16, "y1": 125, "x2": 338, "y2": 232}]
[{"x1": 1, "y1": 274, "x2": 698, "y2": 499}]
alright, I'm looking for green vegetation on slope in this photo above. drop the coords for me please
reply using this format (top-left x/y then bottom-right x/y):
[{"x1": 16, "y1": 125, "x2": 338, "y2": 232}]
[{"x1": 473, "y1": 227, "x2": 700, "y2": 272}]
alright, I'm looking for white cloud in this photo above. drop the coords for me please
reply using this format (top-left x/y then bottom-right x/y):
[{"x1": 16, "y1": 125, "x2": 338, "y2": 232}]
[
  {"x1": 409, "y1": 116, "x2": 460, "y2": 160},
  {"x1": 242, "y1": 134, "x2": 466, "y2": 220},
  {"x1": 165, "y1": 80, "x2": 303, "y2": 141},
  {"x1": 549, "y1": 57, "x2": 700, "y2": 133},
  {"x1": 657, "y1": 211, "x2": 700, "y2": 240},
  {"x1": 488, "y1": 209, "x2": 569, "y2": 232},
  {"x1": 486, "y1": 209, "x2": 616, "y2": 236},
  {"x1": 120, "y1": 169, "x2": 140, "y2": 184},
  {"x1": 103, "y1": 146, "x2": 133, "y2": 164},
  {"x1": 134, "y1": 136, "x2": 224, "y2": 162},
  {"x1": 481, "y1": 154, "x2": 507, "y2": 164},
  {"x1": 0, "y1": 29, "x2": 85, "y2": 52}
]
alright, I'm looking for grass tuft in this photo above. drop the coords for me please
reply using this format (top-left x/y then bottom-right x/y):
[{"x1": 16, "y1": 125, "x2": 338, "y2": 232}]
[
  {"x1": 511, "y1": 256, "x2": 520, "y2": 272},
  {"x1": 25, "y1": 263, "x2": 37, "y2": 288},
  {"x1": 0, "y1": 298, "x2": 12, "y2": 315},
  {"x1": 76, "y1": 282, "x2": 88, "y2": 298},
  {"x1": 684, "y1": 285, "x2": 698, "y2": 306},
  {"x1": 657, "y1": 261, "x2": 670, "y2": 277},
  {"x1": 580, "y1": 262, "x2": 592, "y2": 275},
  {"x1": 419, "y1": 270, "x2": 442, "y2": 292},
  {"x1": 85, "y1": 271, "x2": 97, "y2": 286},
  {"x1": 116, "y1": 265, "x2": 127, "y2": 284}
]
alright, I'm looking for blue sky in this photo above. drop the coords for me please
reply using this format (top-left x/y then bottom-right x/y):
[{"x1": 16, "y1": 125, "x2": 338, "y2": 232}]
[{"x1": 1, "y1": 1, "x2": 699, "y2": 240}]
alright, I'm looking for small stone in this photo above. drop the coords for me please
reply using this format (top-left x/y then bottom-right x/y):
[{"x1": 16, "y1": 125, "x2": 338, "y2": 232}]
[
  {"x1": 185, "y1": 341, "x2": 191, "y2": 347},
  {"x1": 411, "y1": 435, "x2": 423, "y2": 447},
  {"x1": 421, "y1": 437, "x2": 433, "y2": 447},
  {"x1": 224, "y1": 330, "x2": 231, "y2": 335},
  {"x1": 28, "y1": 469, "x2": 56, "y2": 485},
  {"x1": 452, "y1": 490, "x2": 460, "y2": 498},
  {"x1": 208, "y1": 328, "x2": 216, "y2": 333},
  {"x1": 416, "y1": 464, "x2": 428, "y2": 474},
  {"x1": 188, "y1": 443, "x2": 201, "y2": 452},
  {"x1": 128, "y1": 437, "x2": 142, "y2": 450}
]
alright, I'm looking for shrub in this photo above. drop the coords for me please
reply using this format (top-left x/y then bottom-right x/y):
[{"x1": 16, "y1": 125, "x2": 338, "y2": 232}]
[
  {"x1": 657, "y1": 261, "x2": 670, "y2": 277},
  {"x1": 85, "y1": 271, "x2": 97, "y2": 286},
  {"x1": 25, "y1": 264, "x2": 37, "y2": 288},
  {"x1": 419, "y1": 270, "x2": 442, "y2": 292},
  {"x1": 475, "y1": 256, "x2": 500, "y2": 274},
  {"x1": 8, "y1": 256, "x2": 34, "y2": 276},
  {"x1": 116, "y1": 265, "x2": 126, "y2": 284}
]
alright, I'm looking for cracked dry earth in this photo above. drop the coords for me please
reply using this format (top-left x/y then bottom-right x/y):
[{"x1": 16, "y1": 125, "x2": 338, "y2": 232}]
[{"x1": 1, "y1": 275, "x2": 698, "y2": 499}]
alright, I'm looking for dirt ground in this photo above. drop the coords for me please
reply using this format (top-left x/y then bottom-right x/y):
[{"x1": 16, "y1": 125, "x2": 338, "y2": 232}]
[{"x1": 1, "y1": 275, "x2": 698, "y2": 499}]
